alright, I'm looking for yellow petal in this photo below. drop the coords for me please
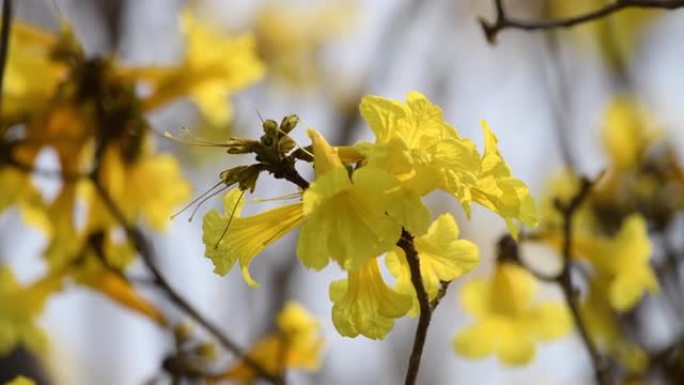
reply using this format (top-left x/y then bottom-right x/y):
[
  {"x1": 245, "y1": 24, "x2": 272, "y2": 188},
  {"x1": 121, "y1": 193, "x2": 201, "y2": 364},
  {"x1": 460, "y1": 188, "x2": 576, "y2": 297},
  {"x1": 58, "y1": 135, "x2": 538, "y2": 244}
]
[
  {"x1": 329, "y1": 259, "x2": 411, "y2": 339},
  {"x1": 308, "y1": 129, "x2": 343, "y2": 177},
  {"x1": 203, "y1": 190, "x2": 303, "y2": 287}
]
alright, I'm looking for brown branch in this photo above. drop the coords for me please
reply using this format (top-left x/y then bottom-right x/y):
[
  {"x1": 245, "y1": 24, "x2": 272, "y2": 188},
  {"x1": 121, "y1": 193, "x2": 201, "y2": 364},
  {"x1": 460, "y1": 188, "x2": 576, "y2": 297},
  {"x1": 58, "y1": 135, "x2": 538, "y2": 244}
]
[
  {"x1": 479, "y1": 0, "x2": 684, "y2": 44},
  {"x1": 90, "y1": 178, "x2": 283, "y2": 385},
  {"x1": 398, "y1": 229, "x2": 432, "y2": 385},
  {"x1": 554, "y1": 178, "x2": 611, "y2": 385}
]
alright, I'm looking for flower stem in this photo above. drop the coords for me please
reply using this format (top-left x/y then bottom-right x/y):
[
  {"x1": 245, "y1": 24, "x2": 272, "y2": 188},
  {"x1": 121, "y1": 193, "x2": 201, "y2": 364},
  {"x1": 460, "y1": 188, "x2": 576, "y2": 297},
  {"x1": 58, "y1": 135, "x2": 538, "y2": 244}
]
[{"x1": 399, "y1": 229, "x2": 433, "y2": 385}]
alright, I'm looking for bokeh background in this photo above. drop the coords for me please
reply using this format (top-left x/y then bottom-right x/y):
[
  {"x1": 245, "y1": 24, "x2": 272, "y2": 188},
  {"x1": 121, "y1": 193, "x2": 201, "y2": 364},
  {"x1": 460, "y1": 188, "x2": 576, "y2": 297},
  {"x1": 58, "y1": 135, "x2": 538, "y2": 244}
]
[{"x1": 3, "y1": 0, "x2": 684, "y2": 384}]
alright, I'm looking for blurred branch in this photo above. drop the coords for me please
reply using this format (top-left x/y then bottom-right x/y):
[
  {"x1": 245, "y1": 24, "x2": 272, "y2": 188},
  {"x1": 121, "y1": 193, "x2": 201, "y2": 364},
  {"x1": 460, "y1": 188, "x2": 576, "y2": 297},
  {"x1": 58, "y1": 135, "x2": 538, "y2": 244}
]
[
  {"x1": 539, "y1": 20, "x2": 577, "y2": 171},
  {"x1": 479, "y1": 0, "x2": 684, "y2": 43},
  {"x1": 554, "y1": 177, "x2": 611, "y2": 385},
  {"x1": 398, "y1": 229, "x2": 432, "y2": 385},
  {"x1": 89, "y1": 177, "x2": 283, "y2": 385}
]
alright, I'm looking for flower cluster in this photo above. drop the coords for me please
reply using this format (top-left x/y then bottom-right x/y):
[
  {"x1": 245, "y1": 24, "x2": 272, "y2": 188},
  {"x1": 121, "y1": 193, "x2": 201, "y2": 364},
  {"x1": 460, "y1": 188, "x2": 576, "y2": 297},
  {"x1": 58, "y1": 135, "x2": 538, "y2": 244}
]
[
  {"x1": 202, "y1": 91, "x2": 538, "y2": 341},
  {"x1": 0, "y1": 13, "x2": 264, "y2": 355}
]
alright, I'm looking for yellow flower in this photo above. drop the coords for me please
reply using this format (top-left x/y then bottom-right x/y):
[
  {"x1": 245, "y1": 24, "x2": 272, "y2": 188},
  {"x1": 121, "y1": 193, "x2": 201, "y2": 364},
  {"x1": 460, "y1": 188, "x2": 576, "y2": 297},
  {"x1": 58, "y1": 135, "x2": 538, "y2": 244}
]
[
  {"x1": 329, "y1": 258, "x2": 412, "y2": 339},
  {"x1": 297, "y1": 129, "x2": 429, "y2": 271},
  {"x1": 356, "y1": 92, "x2": 536, "y2": 237},
  {"x1": 3, "y1": 21, "x2": 66, "y2": 120},
  {"x1": 0, "y1": 166, "x2": 49, "y2": 233},
  {"x1": 5, "y1": 376, "x2": 36, "y2": 385},
  {"x1": 137, "y1": 10, "x2": 265, "y2": 125},
  {"x1": 223, "y1": 302, "x2": 323, "y2": 380},
  {"x1": 357, "y1": 92, "x2": 480, "y2": 198},
  {"x1": 601, "y1": 96, "x2": 656, "y2": 171},
  {"x1": 386, "y1": 214, "x2": 479, "y2": 315},
  {"x1": 582, "y1": 278, "x2": 649, "y2": 372},
  {"x1": 203, "y1": 189, "x2": 303, "y2": 287},
  {"x1": 254, "y1": 3, "x2": 354, "y2": 86},
  {"x1": 0, "y1": 267, "x2": 63, "y2": 356},
  {"x1": 548, "y1": 0, "x2": 658, "y2": 68},
  {"x1": 574, "y1": 214, "x2": 658, "y2": 311},
  {"x1": 90, "y1": 144, "x2": 192, "y2": 231},
  {"x1": 471, "y1": 122, "x2": 538, "y2": 238},
  {"x1": 453, "y1": 263, "x2": 571, "y2": 365}
]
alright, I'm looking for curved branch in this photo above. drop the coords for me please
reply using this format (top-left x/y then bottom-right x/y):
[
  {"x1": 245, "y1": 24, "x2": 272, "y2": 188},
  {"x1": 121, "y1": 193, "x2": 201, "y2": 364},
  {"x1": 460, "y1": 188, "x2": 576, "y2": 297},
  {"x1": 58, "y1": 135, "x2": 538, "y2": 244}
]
[{"x1": 480, "y1": 0, "x2": 684, "y2": 43}]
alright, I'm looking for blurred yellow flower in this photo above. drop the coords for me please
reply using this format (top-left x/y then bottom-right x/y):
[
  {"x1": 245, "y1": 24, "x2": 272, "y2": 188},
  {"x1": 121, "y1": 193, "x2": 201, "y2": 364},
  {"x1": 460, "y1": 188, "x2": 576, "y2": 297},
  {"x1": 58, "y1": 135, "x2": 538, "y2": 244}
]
[
  {"x1": 254, "y1": 2, "x2": 354, "y2": 87},
  {"x1": 386, "y1": 213, "x2": 479, "y2": 315},
  {"x1": 137, "y1": 10, "x2": 265, "y2": 125},
  {"x1": 601, "y1": 96, "x2": 656, "y2": 171},
  {"x1": 582, "y1": 279, "x2": 649, "y2": 372},
  {"x1": 574, "y1": 214, "x2": 658, "y2": 311},
  {"x1": 453, "y1": 263, "x2": 571, "y2": 365},
  {"x1": 298, "y1": 129, "x2": 429, "y2": 271},
  {"x1": 330, "y1": 258, "x2": 411, "y2": 339},
  {"x1": 3, "y1": 21, "x2": 66, "y2": 120},
  {"x1": 5, "y1": 376, "x2": 35, "y2": 385},
  {"x1": 549, "y1": 0, "x2": 659, "y2": 68},
  {"x1": 203, "y1": 189, "x2": 303, "y2": 287},
  {"x1": 0, "y1": 267, "x2": 63, "y2": 356},
  {"x1": 90, "y1": 144, "x2": 192, "y2": 231},
  {"x1": 223, "y1": 302, "x2": 323, "y2": 379}
]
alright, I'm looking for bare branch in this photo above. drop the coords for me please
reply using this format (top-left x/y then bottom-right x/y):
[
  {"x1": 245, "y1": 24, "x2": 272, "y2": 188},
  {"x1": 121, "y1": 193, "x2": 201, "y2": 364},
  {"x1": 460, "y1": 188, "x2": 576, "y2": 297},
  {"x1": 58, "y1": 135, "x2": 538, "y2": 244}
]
[{"x1": 480, "y1": 0, "x2": 684, "y2": 43}]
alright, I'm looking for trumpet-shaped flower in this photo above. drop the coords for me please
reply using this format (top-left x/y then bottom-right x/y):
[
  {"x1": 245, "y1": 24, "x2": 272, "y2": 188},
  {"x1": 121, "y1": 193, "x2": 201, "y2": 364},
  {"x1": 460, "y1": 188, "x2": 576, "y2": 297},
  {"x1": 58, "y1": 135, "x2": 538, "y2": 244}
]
[
  {"x1": 357, "y1": 92, "x2": 481, "y2": 197},
  {"x1": 329, "y1": 258, "x2": 412, "y2": 339},
  {"x1": 297, "y1": 130, "x2": 429, "y2": 271},
  {"x1": 356, "y1": 92, "x2": 536, "y2": 237},
  {"x1": 90, "y1": 145, "x2": 192, "y2": 231},
  {"x1": 223, "y1": 301, "x2": 324, "y2": 380},
  {"x1": 3, "y1": 22, "x2": 66, "y2": 120},
  {"x1": 0, "y1": 267, "x2": 63, "y2": 356},
  {"x1": 453, "y1": 263, "x2": 571, "y2": 365},
  {"x1": 573, "y1": 214, "x2": 658, "y2": 311},
  {"x1": 581, "y1": 278, "x2": 649, "y2": 372},
  {"x1": 386, "y1": 214, "x2": 479, "y2": 315},
  {"x1": 601, "y1": 96, "x2": 656, "y2": 171},
  {"x1": 137, "y1": 11, "x2": 264, "y2": 125},
  {"x1": 203, "y1": 189, "x2": 304, "y2": 287},
  {"x1": 471, "y1": 122, "x2": 538, "y2": 238}
]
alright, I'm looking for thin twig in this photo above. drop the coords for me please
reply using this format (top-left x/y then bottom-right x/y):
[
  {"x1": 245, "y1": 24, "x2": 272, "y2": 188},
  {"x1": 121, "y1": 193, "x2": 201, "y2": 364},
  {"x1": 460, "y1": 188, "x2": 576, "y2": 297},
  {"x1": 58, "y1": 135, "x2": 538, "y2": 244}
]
[
  {"x1": 398, "y1": 229, "x2": 432, "y2": 385},
  {"x1": 90, "y1": 178, "x2": 283, "y2": 385},
  {"x1": 555, "y1": 178, "x2": 611, "y2": 385},
  {"x1": 479, "y1": 0, "x2": 684, "y2": 43}
]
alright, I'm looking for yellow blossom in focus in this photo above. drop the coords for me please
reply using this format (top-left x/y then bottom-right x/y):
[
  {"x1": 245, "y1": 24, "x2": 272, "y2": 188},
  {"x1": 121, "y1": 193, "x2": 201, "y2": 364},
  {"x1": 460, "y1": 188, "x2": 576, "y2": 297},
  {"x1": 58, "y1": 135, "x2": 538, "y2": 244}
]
[
  {"x1": 203, "y1": 189, "x2": 303, "y2": 287},
  {"x1": 330, "y1": 258, "x2": 412, "y2": 339},
  {"x1": 472, "y1": 121, "x2": 538, "y2": 238},
  {"x1": 297, "y1": 129, "x2": 429, "y2": 271},
  {"x1": 386, "y1": 214, "x2": 479, "y2": 315},
  {"x1": 0, "y1": 267, "x2": 63, "y2": 356},
  {"x1": 137, "y1": 10, "x2": 265, "y2": 125},
  {"x1": 356, "y1": 92, "x2": 536, "y2": 238},
  {"x1": 453, "y1": 263, "x2": 571, "y2": 365},
  {"x1": 224, "y1": 302, "x2": 324, "y2": 380}
]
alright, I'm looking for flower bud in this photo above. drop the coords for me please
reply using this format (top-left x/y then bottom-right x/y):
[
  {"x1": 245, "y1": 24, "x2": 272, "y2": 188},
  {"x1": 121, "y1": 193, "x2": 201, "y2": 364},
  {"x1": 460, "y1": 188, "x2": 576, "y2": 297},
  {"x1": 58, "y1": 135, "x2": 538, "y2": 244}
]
[{"x1": 280, "y1": 114, "x2": 299, "y2": 134}]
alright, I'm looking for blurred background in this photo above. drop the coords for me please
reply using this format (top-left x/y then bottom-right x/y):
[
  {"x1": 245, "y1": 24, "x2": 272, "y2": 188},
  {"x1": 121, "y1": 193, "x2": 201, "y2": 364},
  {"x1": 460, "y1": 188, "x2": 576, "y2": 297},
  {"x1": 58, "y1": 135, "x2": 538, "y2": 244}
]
[{"x1": 3, "y1": 0, "x2": 684, "y2": 384}]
